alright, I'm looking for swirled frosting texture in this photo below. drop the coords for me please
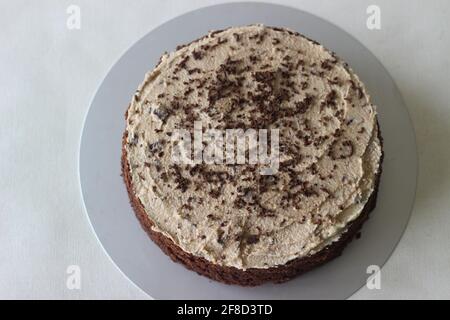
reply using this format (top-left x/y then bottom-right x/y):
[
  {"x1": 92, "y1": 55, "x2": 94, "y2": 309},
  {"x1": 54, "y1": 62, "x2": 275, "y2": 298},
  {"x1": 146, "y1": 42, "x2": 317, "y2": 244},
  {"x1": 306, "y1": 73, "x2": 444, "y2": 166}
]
[{"x1": 124, "y1": 25, "x2": 382, "y2": 269}]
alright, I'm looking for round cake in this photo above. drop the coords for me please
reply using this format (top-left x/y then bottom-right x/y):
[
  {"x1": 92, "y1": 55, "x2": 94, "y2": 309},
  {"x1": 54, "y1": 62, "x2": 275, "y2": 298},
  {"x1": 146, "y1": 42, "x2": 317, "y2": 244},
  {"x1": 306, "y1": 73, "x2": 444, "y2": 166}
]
[{"x1": 122, "y1": 25, "x2": 383, "y2": 286}]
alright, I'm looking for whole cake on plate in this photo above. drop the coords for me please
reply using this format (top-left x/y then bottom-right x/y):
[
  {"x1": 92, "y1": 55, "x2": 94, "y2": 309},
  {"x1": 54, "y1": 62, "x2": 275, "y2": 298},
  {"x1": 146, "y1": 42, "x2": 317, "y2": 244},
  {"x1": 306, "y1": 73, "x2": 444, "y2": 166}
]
[{"x1": 122, "y1": 25, "x2": 383, "y2": 286}]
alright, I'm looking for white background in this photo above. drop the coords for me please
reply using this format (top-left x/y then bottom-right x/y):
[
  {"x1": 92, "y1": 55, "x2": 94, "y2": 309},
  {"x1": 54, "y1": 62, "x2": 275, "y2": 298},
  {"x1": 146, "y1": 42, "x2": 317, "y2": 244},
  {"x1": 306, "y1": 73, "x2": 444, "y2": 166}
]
[{"x1": 1, "y1": 0, "x2": 449, "y2": 299}]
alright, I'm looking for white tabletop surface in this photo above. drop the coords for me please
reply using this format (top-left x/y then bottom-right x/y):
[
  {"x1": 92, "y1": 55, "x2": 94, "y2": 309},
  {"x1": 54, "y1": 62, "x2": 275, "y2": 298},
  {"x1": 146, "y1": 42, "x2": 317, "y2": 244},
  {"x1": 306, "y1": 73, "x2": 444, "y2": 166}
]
[{"x1": 1, "y1": 0, "x2": 449, "y2": 299}]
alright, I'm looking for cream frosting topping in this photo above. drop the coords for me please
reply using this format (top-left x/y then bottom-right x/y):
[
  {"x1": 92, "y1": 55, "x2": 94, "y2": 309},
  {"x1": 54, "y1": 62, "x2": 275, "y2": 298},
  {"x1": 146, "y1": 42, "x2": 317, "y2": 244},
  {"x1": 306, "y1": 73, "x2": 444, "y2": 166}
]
[{"x1": 124, "y1": 25, "x2": 382, "y2": 269}]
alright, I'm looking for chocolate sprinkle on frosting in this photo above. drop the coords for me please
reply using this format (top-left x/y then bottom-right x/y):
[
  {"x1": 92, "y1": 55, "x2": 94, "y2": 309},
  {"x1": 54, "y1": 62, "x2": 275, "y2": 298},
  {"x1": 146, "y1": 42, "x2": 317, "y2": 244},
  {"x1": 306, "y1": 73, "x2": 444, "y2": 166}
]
[{"x1": 124, "y1": 25, "x2": 382, "y2": 271}]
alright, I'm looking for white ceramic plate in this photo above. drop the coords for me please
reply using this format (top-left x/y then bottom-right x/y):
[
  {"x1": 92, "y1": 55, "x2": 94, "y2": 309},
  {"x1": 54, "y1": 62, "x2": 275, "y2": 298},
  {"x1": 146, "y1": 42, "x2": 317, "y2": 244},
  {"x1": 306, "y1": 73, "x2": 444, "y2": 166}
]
[{"x1": 79, "y1": 2, "x2": 417, "y2": 299}]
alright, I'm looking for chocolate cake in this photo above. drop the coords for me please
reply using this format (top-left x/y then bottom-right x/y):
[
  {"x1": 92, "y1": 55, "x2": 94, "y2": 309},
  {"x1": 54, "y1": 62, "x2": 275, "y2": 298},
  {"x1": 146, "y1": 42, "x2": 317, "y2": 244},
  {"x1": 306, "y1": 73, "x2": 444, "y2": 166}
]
[{"x1": 121, "y1": 25, "x2": 383, "y2": 286}]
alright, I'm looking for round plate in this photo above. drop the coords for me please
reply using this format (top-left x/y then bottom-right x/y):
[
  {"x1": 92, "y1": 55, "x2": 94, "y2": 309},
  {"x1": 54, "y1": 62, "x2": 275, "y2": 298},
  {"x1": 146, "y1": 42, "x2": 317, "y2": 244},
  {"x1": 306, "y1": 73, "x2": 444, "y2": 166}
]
[{"x1": 79, "y1": 2, "x2": 417, "y2": 299}]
